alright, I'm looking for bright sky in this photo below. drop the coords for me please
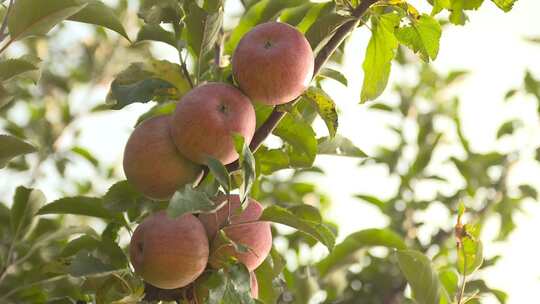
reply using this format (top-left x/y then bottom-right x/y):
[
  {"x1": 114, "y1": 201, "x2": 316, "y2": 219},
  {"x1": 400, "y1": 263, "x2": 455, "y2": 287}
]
[{"x1": 1, "y1": 1, "x2": 539, "y2": 303}]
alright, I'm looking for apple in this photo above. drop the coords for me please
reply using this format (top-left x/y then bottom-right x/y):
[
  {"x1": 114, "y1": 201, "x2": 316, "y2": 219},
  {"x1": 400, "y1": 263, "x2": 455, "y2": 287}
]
[
  {"x1": 123, "y1": 115, "x2": 203, "y2": 200},
  {"x1": 170, "y1": 83, "x2": 256, "y2": 165},
  {"x1": 198, "y1": 195, "x2": 272, "y2": 271},
  {"x1": 232, "y1": 21, "x2": 314, "y2": 105},
  {"x1": 129, "y1": 211, "x2": 209, "y2": 289}
]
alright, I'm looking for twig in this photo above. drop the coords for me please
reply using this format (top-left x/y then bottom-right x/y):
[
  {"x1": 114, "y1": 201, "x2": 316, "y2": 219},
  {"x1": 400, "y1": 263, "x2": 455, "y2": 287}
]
[{"x1": 0, "y1": 0, "x2": 13, "y2": 43}]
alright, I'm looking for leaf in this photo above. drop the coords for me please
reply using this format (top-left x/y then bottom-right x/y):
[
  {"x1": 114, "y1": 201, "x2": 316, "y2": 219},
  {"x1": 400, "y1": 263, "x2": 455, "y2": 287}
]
[
  {"x1": 167, "y1": 185, "x2": 218, "y2": 218},
  {"x1": 354, "y1": 194, "x2": 385, "y2": 211},
  {"x1": 233, "y1": 135, "x2": 256, "y2": 204},
  {"x1": 37, "y1": 197, "x2": 124, "y2": 222},
  {"x1": 223, "y1": 264, "x2": 256, "y2": 304},
  {"x1": 317, "y1": 229, "x2": 406, "y2": 276},
  {"x1": 108, "y1": 60, "x2": 191, "y2": 109},
  {"x1": 11, "y1": 187, "x2": 46, "y2": 240},
  {"x1": 135, "y1": 24, "x2": 176, "y2": 47},
  {"x1": 138, "y1": 0, "x2": 182, "y2": 24},
  {"x1": 318, "y1": 135, "x2": 367, "y2": 157},
  {"x1": 396, "y1": 14, "x2": 441, "y2": 61},
  {"x1": 496, "y1": 120, "x2": 521, "y2": 138},
  {"x1": 317, "y1": 67, "x2": 348, "y2": 86},
  {"x1": 360, "y1": 13, "x2": 400, "y2": 103},
  {"x1": 207, "y1": 157, "x2": 231, "y2": 192},
  {"x1": 68, "y1": 0, "x2": 130, "y2": 41},
  {"x1": 457, "y1": 224, "x2": 483, "y2": 275},
  {"x1": 60, "y1": 235, "x2": 100, "y2": 257},
  {"x1": 304, "y1": 87, "x2": 338, "y2": 137},
  {"x1": 184, "y1": 3, "x2": 223, "y2": 59},
  {"x1": 0, "y1": 56, "x2": 40, "y2": 82},
  {"x1": 103, "y1": 180, "x2": 142, "y2": 212},
  {"x1": 8, "y1": 0, "x2": 88, "y2": 41},
  {"x1": 490, "y1": 0, "x2": 517, "y2": 12},
  {"x1": 305, "y1": 13, "x2": 352, "y2": 55},
  {"x1": 438, "y1": 267, "x2": 459, "y2": 296},
  {"x1": 260, "y1": 205, "x2": 335, "y2": 251},
  {"x1": 68, "y1": 251, "x2": 117, "y2": 277},
  {"x1": 225, "y1": 0, "x2": 305, "y2": 53},
  {"x1": 71, "y1": 146, "x2": 99, "y2": 167},
  {"x1": 255, "y1": 147, "x2": 290, "y2": 175},
  {"x1": 519, "y1": 184, "x2": 538, "y2": 200},
  {"x1": 0, "y1": 135, "x2": 37, "y2": 168},
  {"x1": 396, "y1": 250, "x2": 450, "y2": 304},
  {"x1": 273, "y1": 113, "x2": 317, "y2": 168}
]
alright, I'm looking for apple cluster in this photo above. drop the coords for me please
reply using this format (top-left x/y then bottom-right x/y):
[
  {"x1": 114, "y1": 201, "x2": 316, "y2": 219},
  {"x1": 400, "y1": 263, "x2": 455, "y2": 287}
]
[{"x1": 122, "y1": 22, "x2": 314, "y2": 297}]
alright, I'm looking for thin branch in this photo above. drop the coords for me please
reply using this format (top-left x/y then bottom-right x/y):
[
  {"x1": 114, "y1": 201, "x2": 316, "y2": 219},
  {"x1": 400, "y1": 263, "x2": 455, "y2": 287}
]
[{"x1": 0, "y1": 0, "x2": 13, "y2": 43}]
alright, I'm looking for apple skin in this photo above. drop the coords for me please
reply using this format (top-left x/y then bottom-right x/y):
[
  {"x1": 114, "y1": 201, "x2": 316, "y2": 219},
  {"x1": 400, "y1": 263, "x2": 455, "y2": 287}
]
[
  {"x1": 123, "y1": 115, "x2": 203, "y2": 200},
  {"x1": 232, "y1": 21, "x2": 314, "y2": 105},
  {"x1": 129, "y1": 211, "x2": 209, "y2": 289},
  {"x1": 198, "y1": 195, "x2": 272, "y2": 271},
  {"x1": 170, "y1": 83, "x2": 256, "y2": 165}
]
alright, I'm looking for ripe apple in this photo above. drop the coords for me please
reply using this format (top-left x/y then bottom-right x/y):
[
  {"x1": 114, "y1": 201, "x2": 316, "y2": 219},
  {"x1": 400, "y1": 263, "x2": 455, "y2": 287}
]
[
  {"x1": 123, "y1": 115, "x2": 203, "y2": 200},
  {"x1": 129, "y1": 211, "x2": 209, "y2": 289},
  {"x1": 232, "y1": 21, "x2": 314, "y2": 105},
  {"x1": 198, "y1": 195, "x2": 272, "y2": 271},
  {"x1": 170, "y1": 83, "x2": 256, "y2": 165}
]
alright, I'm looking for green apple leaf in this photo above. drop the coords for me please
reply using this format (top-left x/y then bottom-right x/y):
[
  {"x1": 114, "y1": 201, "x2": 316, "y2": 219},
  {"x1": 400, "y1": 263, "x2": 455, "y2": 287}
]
[
  {"x1": 68, "y1": 251, "x2": 117, "y2": 277},
  {"x1": 68, "y1": 0, "x2": 130, "y2": 41},
  {"x1": 305, "y1": 13, "x2": 352, "y2": 55},
  {"x1": 0, "y1": 56, "x2": 40, "y2": 83},
  {"x1": 317, "y1": 135, "x2": 367, "y2": 158},
  {"x1": 438, "y1": 267, "x2": 460, "y2": 296},
  {"x1": 457, "y1": 224, "x2": 484, "y2": 275},
  {"x1": 491, "y1": 0, "x2": 516, "y2": 12},
  {"x1": 135, "y1": 24, "x2": 176, "y2": 47},
  {"x1": 184, "y1": 2, "x2": 223, "y2": 59},
  {"x1": 207, "y1": 157, "x2": 231, "y2": 193},
  {"x1": 255, "y1": 147, "x2": 290, "y2": 175},
  {"x1": 304, "y1": 86, "x2": 338, "y2": 138},
  {"x1": 138, "y1": 0, "x2": 182, "y2": 24},
  {"x1": 260, "y1": 205, "x2": 335, "y2": 251},
  {"x1": 317, "y1": 67, "x2": 348, "y2": 86},
  {"x1": 167, "y1": 185, "x2": 218, "y2": 218},
  {"x1": 273, "y1": 113, "x2": 317, "y2": 168},
  {"x1": 396, "y1": 14, "x2": 442, "y2": 62},
  {"x1": 37, "y1": 197, "x2": 124, "y2": 223},
  {"x1": 0, "y1": 135, "x2": 37, "y2": 168},
  {"x1": 8, "y1": 0, "x2": 87, "y2": 41},
  {"x1": 317, "y1": 229, "x2": 406, "y2": 276},
  {"x1": 11, "y1": 186, "x2": 46, "y2": 241},
  {"x1": 103, "y1": 180, "x2": 143, "y2": 212},
  {"x1": 360, "y1": 13, "x2": 400, "y2": 103}
]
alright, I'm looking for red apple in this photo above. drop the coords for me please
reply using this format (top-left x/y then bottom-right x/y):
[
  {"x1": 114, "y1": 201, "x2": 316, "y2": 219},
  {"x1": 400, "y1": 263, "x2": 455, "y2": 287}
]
[
  {"x1": 198, "y1": 195, "x2": 272, "y2": 271},
  {"x1": 123, "y1": 115, "x2": 203, "y2": 200},
  {"x1": 232, "y1": 21, "x2": 314, "y2": 105},
  {"x1": 170, "y1": 83, "x2": 256, "y2": 165},
  {"x1": 129, "y1": 211, "x2": 209, "y2": 289}
]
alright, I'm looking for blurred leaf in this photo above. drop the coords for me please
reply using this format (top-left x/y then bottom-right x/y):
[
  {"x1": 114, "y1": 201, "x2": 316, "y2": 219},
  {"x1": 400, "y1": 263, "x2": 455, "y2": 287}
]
[
  {"x1": 458, "y1": 224, "x2": 483, "y2": 275},
  {"x1": 274, "y1": 113, "x2": 317, "y2": 168},
  {"x1": 490, "y1": 0, "x2": 517, "y2": 12},
  {"x1": 261, "y1": 205, "x2": 335, "y2": 250},
  {"x1": 60, "y1": 235, "x2": 100, "y2": 257},
  {"x1": 184, "y1": 2, "x2": 223, "y2": 58},
  {"x1": 280, "y1": 3, "x2": 316, "y2": 28},
  {"x1": 519, "y1": 184, "x2": 538, "y2": 200},
  {"x1": 0, "y1": 56, "x2": 40, "y2": 83},
  {"x1": 304, "y1": 86, "x2": 338, "y2": 137},
  {"x1": 360, "y1": 13, "x2": 400, "y2": 103},
  {"x1": 223, "y1": 264, "x2": 256, "y2": 304},
  {"x1": 68, "y1": 251, "x2": 117, "y2": 277},
  {"x1": 396, "y1": 14, "x2": 441, "y2": 61},
  {"x1": 233, "y1": 135, "x2": 256, "y2": 204},
  {"x1": 68, "y1": 0, "x2": 130, "y2": 41},
  {"x1": 37, "y1": 197, "x2": 124, "y2": 222},
  {"x1": 448, "y1": 0, "x2": 484, "y2": 25},
  {"x1": 103, "y1": 180, "x2": 142, "y2": 212},
  {"x1": 317, "y1": 229, "x2": 406, "y2": 276},
  {"x1": 8, "y1": 0, "x2": 87, "y2": 41},
  {"x1": 317, "y1": 67, "x2": 348, "y2": 86},
  {"x1": 71, "y1": 146, "x2": 99, "y2": 167},
  {"x1": 396, "y1": 250, "x2": 450, "y2": 304},
  {"x1": 438, "y1": 267, "x2": 459, "y2": 296},
  {"x1": 305, "y1": 13, "x2": 351, "y2": 55},
  {"x1": 11, "y1": 186, "x2": 45, "y2": 240},
  {"x1": 225, "y1": 0, "x2": 305, "y2": 53},
  {"x1": 167, "y1": 185, "x2": 217, "y2": 218},
  {"x1": 138, "y1": 0, "x2": 182, "y2": 24},
  {"x1": 496, "y1": 120, "x2": 521, "y2": 138},
  {"x1": 207, "y1": 157, "x2": 231, "y2": 192},
  {"x1": 255, "y1": 147, "x2": 290, "y2": 175},
  {"x1": 135, "y1": 24, "x2": 176, "y2": 47},
  {"x1": 0, "y1": 135, "x2": 36, "y2": 168},
  {"x1": 318, "y1": 135, "x2": 367, "y2": 157},
  {"x1": 354, "y1": 194, "x2": 385, "y2": 211}
]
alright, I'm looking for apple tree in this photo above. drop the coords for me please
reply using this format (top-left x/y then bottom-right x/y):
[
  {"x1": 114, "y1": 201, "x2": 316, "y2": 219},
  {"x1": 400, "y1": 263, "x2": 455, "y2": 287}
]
[{"x1": 0, "y1": 0, "x2": 529, "y2": 303}]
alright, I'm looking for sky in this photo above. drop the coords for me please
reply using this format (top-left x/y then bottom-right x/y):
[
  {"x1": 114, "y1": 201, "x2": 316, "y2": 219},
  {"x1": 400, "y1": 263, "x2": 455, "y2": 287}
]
[{"x1": 1, "y1": 0, "x2": 539, "y2": 303}]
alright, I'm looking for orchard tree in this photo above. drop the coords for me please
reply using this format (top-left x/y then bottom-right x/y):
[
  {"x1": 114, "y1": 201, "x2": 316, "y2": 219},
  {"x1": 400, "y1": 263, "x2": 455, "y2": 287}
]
[{"x1": 0, "y1": 0, "x2": 529, "y2": 303}]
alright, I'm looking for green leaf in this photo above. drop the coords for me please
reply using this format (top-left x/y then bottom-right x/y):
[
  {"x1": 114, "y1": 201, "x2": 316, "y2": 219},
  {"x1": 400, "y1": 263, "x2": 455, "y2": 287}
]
[
  {"x1": 490, "y1": 0, "x2": 517, "y2": 12},
  {"x1": 138, "y1": 0, "x2": 182, "y2": 24},
  {"x1": 317, "y1": 67, "x2": 348, "y2": 86},
  {"x1": 0, "y1": 56, "x2": 40, "y2": 83},
  {"x1": 68, "y1": 0, "x2": 130, "y2": 41},
  {"x1": 317, "y1": 229, "x2": 406, "y2": 276},
  {"x1": 396, "y1": 250, "x2": 450, "y2": 304},
  {"x1": 103, "y1": 180, "x2": 142, "y2": 212},
  {"x1": 8, "y1": 0, "x2": 88, "y2": 41},
  {"x1": 37, "y1": 197, "x2": 124, "y2": 222},
  {"x1": 318, "y1": 135, "x2": 367, "y2": 157},
  {"x1": 167, "y1": 185, "x2": 218, "y2": 218},
  {"x1": 438, "y1": 267, "x2": 459, "y2": 296},
  {"x1": 11, "y1": 187, "x2": 46, "y2": 240},
  {"x1": 223, "y1": 264, "x2": 256, "y2": 304},
  {"x1": 519, "y1": 184, "x2": 538, "y2": 200},
  {"x1": 304, "y1": 86, "x2": 338, "y2": 137},
  {"x1": 255, "y1": 147, "x2": 290, "y2": 175},
  {"x1": 273, "y1": 113, "x2": 317, "y2": 168},
  {"x1": 354, "y1": 194, "x2": 386, "y2": 211},
  {"x1": 68, "y1": 251, "x2": 117, "y2": 277},
  {"x1": 305, "y1": 13, "x2": 351, "y2": 55},
  {"x1": 0, "y1": 135, "x2": 37, "y2": 168},
  {"x1": 395, "y1": 15, "x2": 441, "y2": 61},
  {"x1": 496, "y1": 120, "x2": 521, "y2": 139},
  {"x1": 233, "y1": 135, "x2": 256, "y2": 204},
  {"x1": 225, "y1": 0, "x2": 305, "y2": 53},
  {"x1": 207, "y1": 157, "x2": 231, "y2": 192},
  {"x1": 108, "y1": 60, "x2": 191, "y2": 109},
  {"x1": 448, "y1": 0, "x2": 484, "y2": 25},
  {"x1": 184, "y1": 2, "x2": 223, "y2": 58},
  {"x1": 360, "y1": 13, "x2": 400, "y2": 103},
  {"x1": 135, "y1": 24, "x2": 176, "y2": 47},
  {"x1": 60, "y1": 234, "x2": 100, "y2": 257},
  {"x1": 457, "y1": 224, "x2": 483, "y2": 275},
  {"x1": 71, "y1": 146, "x2": 98, "y2": 167},
  {"x1": 260, "y1": 205, "x2": 335, "y2": 251}
]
